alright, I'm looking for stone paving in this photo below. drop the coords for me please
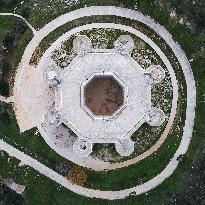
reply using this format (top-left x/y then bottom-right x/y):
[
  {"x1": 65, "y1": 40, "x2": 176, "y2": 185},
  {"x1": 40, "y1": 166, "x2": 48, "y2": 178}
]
[
  {"x1": 0, "y1": 96, "x2": 14, "y2": 103},
  {"x1": 0, "y1": 177, "x2": 25, "y2": 195},
  {"x1": 0, "y1": 6, "x2": 196, "y2": 200}
]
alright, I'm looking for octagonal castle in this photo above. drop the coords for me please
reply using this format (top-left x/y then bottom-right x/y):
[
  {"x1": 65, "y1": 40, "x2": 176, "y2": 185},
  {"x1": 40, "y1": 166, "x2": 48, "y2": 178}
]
[{"x1": 44, "y1": 35, "x2": 165, "y2": 157}]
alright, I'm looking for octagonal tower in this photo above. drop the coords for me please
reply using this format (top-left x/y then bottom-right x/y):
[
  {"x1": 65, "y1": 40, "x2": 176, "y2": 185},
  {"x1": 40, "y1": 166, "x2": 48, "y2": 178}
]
[{"x1": 43, "y1": 35, "x2": 165, "y2": 157}]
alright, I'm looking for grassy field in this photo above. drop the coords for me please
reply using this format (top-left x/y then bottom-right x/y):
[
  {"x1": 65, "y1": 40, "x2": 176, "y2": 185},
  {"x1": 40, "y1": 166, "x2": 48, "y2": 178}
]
[{"x1": 0, "y1": 0, "x2": 204, "y2": 204}]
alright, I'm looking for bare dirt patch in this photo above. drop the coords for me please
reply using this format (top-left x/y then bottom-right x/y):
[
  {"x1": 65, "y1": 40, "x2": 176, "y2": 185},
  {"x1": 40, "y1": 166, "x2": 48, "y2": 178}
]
[{"x1": 85, "y1": 76, "x2": 124, "y2": 116}]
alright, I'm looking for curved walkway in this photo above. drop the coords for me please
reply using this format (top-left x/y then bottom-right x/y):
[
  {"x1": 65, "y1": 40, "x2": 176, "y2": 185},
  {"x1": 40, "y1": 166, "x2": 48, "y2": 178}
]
[
  {"x1": 0, "y1": 95, "x2": 14, "y2": 103},
  {"x1": 6, "y1": 6, "x2": 196, "y2": 199},
  {"x1": 0, "y1": 13, "x2": 37, "y2": 35}
]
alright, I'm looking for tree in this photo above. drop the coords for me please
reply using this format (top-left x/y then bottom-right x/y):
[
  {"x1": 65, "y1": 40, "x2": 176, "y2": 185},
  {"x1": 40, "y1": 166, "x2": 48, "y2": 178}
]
[{"x1": 0, "y1": 80, "x2": 9, "y2": 96}]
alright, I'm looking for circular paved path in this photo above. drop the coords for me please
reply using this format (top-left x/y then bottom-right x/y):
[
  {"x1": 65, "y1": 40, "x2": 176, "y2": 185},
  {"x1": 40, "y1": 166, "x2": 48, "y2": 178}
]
[
  {"x1": 35, "y1": 22, "x2": 178, "y2": 170},
  {"x1": 0, "y1": 6, "x2": 196, "y2": 200}
]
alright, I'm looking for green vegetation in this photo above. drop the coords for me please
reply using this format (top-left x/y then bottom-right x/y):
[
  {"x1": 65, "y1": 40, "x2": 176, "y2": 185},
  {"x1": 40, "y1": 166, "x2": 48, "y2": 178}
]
[
  {"x1": 0, "y1": 103, "x2": 75, "y2": 171},
  {"x1": 0, "y1": 183, "x2": 23, "y2": 205},
  {"x1": 0, "y1": 13, "x2": 33, "y2": 95},
  {"x1": 0, "y1": 0, "x2": 204, "y2": 204}
]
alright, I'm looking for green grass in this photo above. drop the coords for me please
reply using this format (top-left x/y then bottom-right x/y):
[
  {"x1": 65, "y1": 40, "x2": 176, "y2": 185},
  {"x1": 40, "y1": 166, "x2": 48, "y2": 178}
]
[
  {"x1": 0, "y1": 103, "x2": 75, "y2": 171},
  {"x1": 85, "y1": 127, "x2": 182, "y2": 190},
  {"x1": 0, "y1": 0, "x2": 204, "y2": 204}
]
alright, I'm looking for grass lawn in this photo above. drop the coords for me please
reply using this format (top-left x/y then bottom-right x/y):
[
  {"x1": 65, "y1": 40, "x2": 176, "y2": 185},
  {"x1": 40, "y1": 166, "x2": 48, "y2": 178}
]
[{"x1": 0, "y1": 0, "x2": 204, "y2": 204}]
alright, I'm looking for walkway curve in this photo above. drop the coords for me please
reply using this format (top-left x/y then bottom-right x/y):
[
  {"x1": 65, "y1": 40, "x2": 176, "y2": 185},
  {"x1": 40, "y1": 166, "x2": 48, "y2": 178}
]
[
  {"x1": 36, "y1": 23, "x2": 178, "y2": 170},
  {"x1": 0, "y1": 13, "x2": 37, "y2": 35},
  {"x1": 0, "y1": 95, "x2": 14, "y2": 103},
  {"x1": 10, "y1": 6, "x2": 195, "y2": 199}
]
